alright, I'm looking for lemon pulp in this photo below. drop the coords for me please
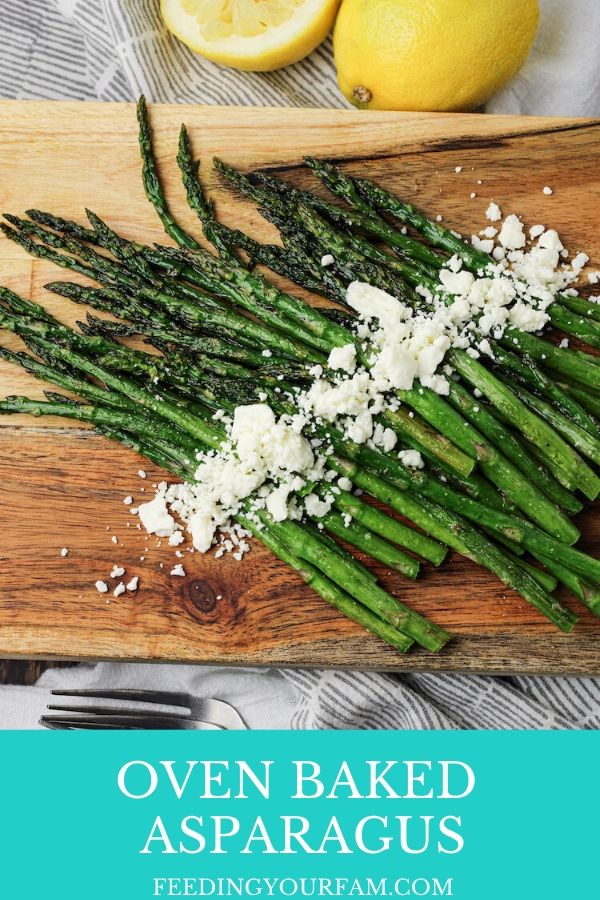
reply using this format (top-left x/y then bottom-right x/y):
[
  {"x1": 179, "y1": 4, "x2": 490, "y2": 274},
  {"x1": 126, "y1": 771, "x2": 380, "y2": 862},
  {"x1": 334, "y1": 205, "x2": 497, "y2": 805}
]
[{"x1": 162, "y1": 0, "x2": 340, "y2": 71}]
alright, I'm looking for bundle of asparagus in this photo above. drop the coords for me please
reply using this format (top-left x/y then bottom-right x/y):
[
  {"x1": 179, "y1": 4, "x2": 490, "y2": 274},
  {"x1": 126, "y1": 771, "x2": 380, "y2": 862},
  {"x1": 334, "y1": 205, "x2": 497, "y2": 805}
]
[{"x1": 1, "y1": 96, "x2": 600, "y2": 654}]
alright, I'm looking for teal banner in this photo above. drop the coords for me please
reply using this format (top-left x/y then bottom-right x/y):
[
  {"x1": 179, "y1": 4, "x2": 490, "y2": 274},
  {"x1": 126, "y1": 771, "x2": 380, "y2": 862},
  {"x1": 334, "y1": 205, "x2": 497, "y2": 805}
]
[{"x1": 0, "y1": 730, "x2": 595, "y2": 898}]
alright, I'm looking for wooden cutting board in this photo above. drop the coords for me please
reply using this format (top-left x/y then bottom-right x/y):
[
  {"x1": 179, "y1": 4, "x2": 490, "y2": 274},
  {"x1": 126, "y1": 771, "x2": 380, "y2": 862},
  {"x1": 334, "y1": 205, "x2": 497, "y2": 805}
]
[{"x1": 1, "y1": 99, "x2": 600, "y2": 675}]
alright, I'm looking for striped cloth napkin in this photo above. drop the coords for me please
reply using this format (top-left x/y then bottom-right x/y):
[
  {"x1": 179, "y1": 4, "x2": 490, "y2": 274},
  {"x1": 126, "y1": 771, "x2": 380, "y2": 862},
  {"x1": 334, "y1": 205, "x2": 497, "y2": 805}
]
[{"x1": 1, "y1": 0, "x2": 600, "y2": 729}]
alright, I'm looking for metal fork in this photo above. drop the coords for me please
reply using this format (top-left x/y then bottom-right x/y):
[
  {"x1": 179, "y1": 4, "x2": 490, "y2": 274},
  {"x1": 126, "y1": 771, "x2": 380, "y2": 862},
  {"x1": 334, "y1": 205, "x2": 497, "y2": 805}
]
[{"x1": 39, "y1": 689, "x2": 247, "y2": 730}]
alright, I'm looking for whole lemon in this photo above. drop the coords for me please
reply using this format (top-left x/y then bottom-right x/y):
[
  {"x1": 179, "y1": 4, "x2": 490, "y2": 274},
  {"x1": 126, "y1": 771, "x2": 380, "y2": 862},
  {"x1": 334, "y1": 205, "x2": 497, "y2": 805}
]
[{"x1": 333, "y1": 0, "x2": 539, "y2": 111}]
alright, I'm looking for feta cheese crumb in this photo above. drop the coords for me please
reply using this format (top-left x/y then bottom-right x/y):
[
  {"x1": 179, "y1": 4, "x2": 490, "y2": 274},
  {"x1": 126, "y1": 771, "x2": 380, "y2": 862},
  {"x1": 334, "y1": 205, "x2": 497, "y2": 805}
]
[
  {"x1": 126, "y1": 576, "x2": 139, "y2": 591},
  {"x1": 398, "y1": 449, "x2": 424, "y2": 469},
  {"x1": 498, "y1": 214, "x2": 526, "y2": 250},
  {"x1": 559, "y1": 338, "x2": 569, "y2": 349},
  {"x1": 95, "y1": 580, "x2": 108, "y2": 594},
  {"x1": 110, "y1": 565, "x2": 125, "y2": 578},
  {"x1": 138, "y1": 469, "x2": 147, "y2": 479},
  {"x1": 261, "y1": 349, "x2": 272, "y2": 358},
  {"x1": 327, "y1": 343, "x2": 357, "y2": 373},
  {"x1": 123, "y1": 496, "x2": 133, "y2": 505},
  {"x1": 543, "y1": 186, "x2": 553, "y2": 195},
  {"x1": 60, "y1": 547, "x2": 68, "y2": 557},
  {"x1": 304, "y1": 493, "x2": 332, "y2": 518},
  {"x1": 454, "y1": 166, "x2": 463, "y2": 173},
  {"x1": 138, "y1": 495, "x2": 176, "y2": 537},
  {"x1": 321, "y1": 254, "x2": 335, "y2": 267},
  {"x1": 114, "y1": 582, "x2": 126, "y2": 598},
  {"x1": 571, "y1": 252, "x2": 589, "y2": 275},
  {"x1": 111, "y1": 535, "x2": 118, "y2": 544},
  {"x1": 170, "y1": 564, "x2": 186, "y2": 577},
  {"x1": 485, "y1": 202, "x2": 502, "y2": 222}
]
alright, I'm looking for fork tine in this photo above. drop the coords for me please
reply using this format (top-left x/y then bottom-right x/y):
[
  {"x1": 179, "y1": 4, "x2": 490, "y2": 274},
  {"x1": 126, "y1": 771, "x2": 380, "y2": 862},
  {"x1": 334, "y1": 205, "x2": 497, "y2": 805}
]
[
  {"x1": 40, "y1": 714, "x2": 222, "y2": 730},
  {"x1": 40, "y1": 718, "x2": 125, "y2": 731},
  {"x1": 47, "y1": 704, "x2": 184, "y2": 718},
  {"x1": 50, "y1": 688, "x2": 190, "y2": 708}
]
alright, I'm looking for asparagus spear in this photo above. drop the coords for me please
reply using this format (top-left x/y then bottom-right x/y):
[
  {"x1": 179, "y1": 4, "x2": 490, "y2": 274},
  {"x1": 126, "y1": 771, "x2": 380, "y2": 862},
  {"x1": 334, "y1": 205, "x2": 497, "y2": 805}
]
[
  {"x1": 305, "y1": 156, "x2": 490, "y2": 270},
  {"x1": 489, "y1": 341, "x2": 598, "y2": 438},
  {"x1": 445, "y1": 378, "x2": 583, "y2": 516},
  {"x1": 236, "y1": 516, "x2": 415, "y2": 653},
  {"x1": 326, "y1": 486, "x2": 447, "y2": 566},
  {"x1": 318, "y1": 510, "x2": 421, "y2": 579},
  {"x1": 398, "y1": 380, "x2": 580, "y2": 542},
  {"x1": 505, "y1": 378, "x2": 600, "y2": 468},
  {"x1": 136, "y1": 95, "x2": 199, "y2": 250},
  {"x1": 449, "y1": 348, "x2": 600, "y2": 499},
  {"x1": 1, "y1": 219, "x2": 322, "y2": 363},
  {"x1": 177, "y1": 123, "x2": 235, "y2": 260}
]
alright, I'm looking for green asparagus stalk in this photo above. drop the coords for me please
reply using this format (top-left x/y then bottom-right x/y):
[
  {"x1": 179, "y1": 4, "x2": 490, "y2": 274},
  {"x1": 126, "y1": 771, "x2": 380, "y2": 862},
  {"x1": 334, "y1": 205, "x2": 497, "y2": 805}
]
[
  {"x1": 500, "y1": 329, "x2": 600, "y2": 390},
  {"x1": 136, "y1": 95, "x2": 199, "y2": 250},
  {"x1": 327, "y1": 486, "x2": 447, "y2": 566},
  {"x1": 489, "y1": 341, "x2": 598, "y2": 438},
  {"x1": 506, "y1": 378, "x2": 600, "y2": 468},
  {"x1": 319, "y1": 510, "x2": 421, "y2": 579},
  {"x1": 253, "y1": 166, "x2": 445, "y2": 268},
  {"x1": 305, "y1": 157, "x2": 490, "y2": 270},
  {"x1": 177, "y1": 123, "x2": 236, "y2": 260},
  {"x1": 256, "y1": 512, "x2": 449, "y2": 651},
  {"x1": 236, "y1": 515, "x2": 414, "y2": 653},
  {"x1": 449, "y1": 348, "x2": 600, "y2": 498},
  {"x1": 444, "y1": 379, "x2": 582, "y2": 516}
]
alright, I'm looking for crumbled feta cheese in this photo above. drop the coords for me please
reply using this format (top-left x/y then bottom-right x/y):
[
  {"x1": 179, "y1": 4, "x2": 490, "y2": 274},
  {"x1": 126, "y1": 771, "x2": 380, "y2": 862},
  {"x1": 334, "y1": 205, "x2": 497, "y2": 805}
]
[
  {"x1": 559, "y1": 338, "x2": 569, "y2": 349},
  {"x1": 454, "y1": 166, "x2": 463, "y2": 173},
  {"x1": 266, "y1": 483, "x2": 293, "y2": 522},
  {"x1": 543, "y1": 186, "x2": 553, "y2": 195},
  {"x1": 398, "y1": 449, "x2": 424, "y2": 469},
  {"x1": 304, "y1": 493, "x2": 332, "y2": 518},
  {"x1": 485, "y1": 202, "x2": 502, "y2": 222},
  {"x1": 168, "y1": 530, "x2": 184, "y2": 546},
  {"x1": 126, "y1": 576, "x2": 139, "y2": 591},
  {"x1": 327, "y1": 343, "x2": 357, "y2": 373},
  {"x1": 498, "y1": 214, "x2": 526, "y2": 250},
  {"x1": 110, "y1": 565, "x2": 125, "y2": 578},
  {"x1": 321, "y1": 254, "x2": 335, "y2": 267},
  {"x1": 138, "y1": 469, "x2": 147, "y2": 479},
  {"x1": 123, "y1": 496, "x2": 133, "y2": 505},
  {"x1": 60, "y1": 547, "x2": 68, "y2": 557},
  {"x1": 262, "y1": 349, "x2": 272, "y2": 358},
  {"x1": 138, "y1": 496, "x2": 176, "y2": 537},
  {"x1": 571, "y1": 252, "x2": 589, "y2": 275},
  {"x1": 114, "y1": 582, "x2": 126, "y2": 598},
  {"x1": 170, "y1": 564, "x2": 186, "y2": 577},
  {"x1": 471, "y1": 235, "x2": 494, "y2": 254},
  {"x1": 480, "y1": 226, "x2": 497, "y2": 239},
  {"x1": 95, "y1": 580, "x2": 108, "y2": 594}
]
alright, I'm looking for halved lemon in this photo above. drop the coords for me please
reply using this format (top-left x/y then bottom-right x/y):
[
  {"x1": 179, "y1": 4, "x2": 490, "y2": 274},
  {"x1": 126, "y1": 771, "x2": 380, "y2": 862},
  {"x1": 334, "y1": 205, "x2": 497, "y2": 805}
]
[{"x1": 161, "y1": 0, "x2": 340, "y2": 72}]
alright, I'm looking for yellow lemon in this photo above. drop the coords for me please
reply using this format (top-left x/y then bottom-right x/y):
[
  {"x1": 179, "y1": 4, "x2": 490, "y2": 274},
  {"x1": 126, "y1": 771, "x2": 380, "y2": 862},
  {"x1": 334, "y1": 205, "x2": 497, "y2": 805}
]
[
  {"x1": 333, "y1": 0, "x2": 539, "y2": 111},
  {"x1": 161, "y1": 0, "x2": 340, "y2": 72}
]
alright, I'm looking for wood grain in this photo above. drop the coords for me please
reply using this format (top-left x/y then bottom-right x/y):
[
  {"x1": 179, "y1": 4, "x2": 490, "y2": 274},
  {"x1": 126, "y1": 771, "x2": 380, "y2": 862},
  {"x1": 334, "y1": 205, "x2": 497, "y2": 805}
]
[{"x1": 1, "y1": 100, "x2": 600, "y2": 675}]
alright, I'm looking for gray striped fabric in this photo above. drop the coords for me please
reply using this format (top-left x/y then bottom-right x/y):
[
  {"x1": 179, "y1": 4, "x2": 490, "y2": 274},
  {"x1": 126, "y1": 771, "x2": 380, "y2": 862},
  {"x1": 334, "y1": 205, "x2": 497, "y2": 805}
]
[{"x1": 1, "y1": 0, "x2": 600, "y2": 729}]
